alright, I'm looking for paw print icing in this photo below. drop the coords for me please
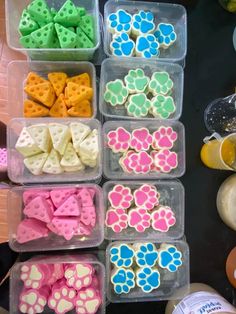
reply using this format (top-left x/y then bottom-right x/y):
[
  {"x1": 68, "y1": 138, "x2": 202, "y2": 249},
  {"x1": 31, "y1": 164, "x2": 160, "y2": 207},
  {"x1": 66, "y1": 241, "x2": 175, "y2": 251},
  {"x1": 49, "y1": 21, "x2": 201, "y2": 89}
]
[
  {"x1": 110, "y1": 32, "x2": 135, "y2": 57},
  {"x1": 151, "y1": 95, "x2": 176, "y2": 119},
  {"x1": 158, "y1": 245, "x2": 182, "y2": 272},
  {"x1": 124, "y1": 68, "x2": 150, "y2": 93},
  {"x1": 20, "y1": 264, "x2": 51, "y2": 289},
  {"x1": 128, "y1": 208, "x2": 151, "y2": 232},
  {"x1": 154, "y1": 149, "x2": 178, "y2": 173},
  {"x1": 119, "y1": 150, "x2": 135, "y2": 174},
  {"x1": 110, "y1": 243, "x2": 135, "y2": 267},
  {"x1": 111, "y1": 268, "x2": 135, "y2": 294},
  {"x1": 135, "y1": 34, "x2": 159, "y2": 58},
  {"x1": 48, "y1": 285, "x2": 76, "y2": 314},
  {"x1": 152, "y1": 126, "x2": 178, "y2": 150},
  {"x1": 108, "y1": 9, "x2": 132, "y2": 34},
  {"x1": 75, "y1": 288, "x2": 101, "y2": 314},
  {"x1": 105, "y1": 208, "x2": 128, "y2": 233},
  {"x1": 108, "y1": 184, "x2": 133, "y2": 209},
  {"x1": 104, "y1": 79, "x2": 129, "y2": 106},
  {"x1": 134, "y1": 243, "x2": 158, "y2": 267},
  {"x1": 148, "y1": 71, "x2": 174, "y2": 96},
  {"x1": 127, "y1": 151, "x2": 153, "y2": 174},
  {"x1": 151, "y1": 206, "x2": 176, "y2": 232},
  {"x1": 130, "y1": 128, "x2": 153, "y2": 152},
  {"x1": 136, "y1": 267, "x2": 160, "y2": 293},
  {"x1": 19, "y1": 287, "x2": 49, "y2": 314},
  {"x1": 64, "y1": 263, "x2": 94, "y2": 290},
  {"x1": 132, "y1": 10, "x2": 155, "y2": 36},
  {"x1": 133, "y1": 184, "x2": 160, "y2": 210},
  {"x1": 126, "y1": 93, "x2": 152, "y2": 118},
  {"x1": 154, "y1": 23, "x2": 177, "y2": 48},
  {"x1": 107, "y1": 127, "x2": 131, "y2": 153}
]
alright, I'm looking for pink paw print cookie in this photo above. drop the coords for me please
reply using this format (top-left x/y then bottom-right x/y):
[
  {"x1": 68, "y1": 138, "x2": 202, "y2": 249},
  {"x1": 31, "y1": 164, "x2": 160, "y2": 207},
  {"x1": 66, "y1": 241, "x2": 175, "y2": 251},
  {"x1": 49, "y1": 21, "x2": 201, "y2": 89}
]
[
  {"x1": 75, "y1": 288, "x2": 101, "y2": 314},
  {"x1": 119, "y1": 150, "x2": 135, "y2": 173},
  {"x1": 134, "y1": 184, "x2": 160, "y2": 210},
  {"x1": 19, "y1": 286, "x2": 50, "y2": 314},
  {"x1": 48, "y1": 284, "x2": 76, "y2": 314},
  {"x1": 128, "y1": 151, "x2": 153, "y2": 174},
  {"x1": 108, "y1": 184, "x2": 133, "y2": 209},
  {"x1": 151, "y1": 206, "x2": 176, "y2": 232},
  {"x1": 128, "y1": 208, "x2": 151, "y2": 232},
  {"x1": 64, "y1": 263, "x2": 94, "y2": 290},
  {"x1": 130, "y1": 128, "x2": 153, "y2": 152},
  {"x1": 154, "y1": 149, "x2": 178, "y2": 173},
  {"x1": 107, "y1": 127, "x2": 131, "y2": 153},
  {"x1": 105, "y1": 208, "x2": 128, "y2": 233},
  {"x1": 152, "y1": 126, "x2": 178, "y2": 150},
  {"x1": 20, "y1": 264, "x2": 53, "y2": 289}
]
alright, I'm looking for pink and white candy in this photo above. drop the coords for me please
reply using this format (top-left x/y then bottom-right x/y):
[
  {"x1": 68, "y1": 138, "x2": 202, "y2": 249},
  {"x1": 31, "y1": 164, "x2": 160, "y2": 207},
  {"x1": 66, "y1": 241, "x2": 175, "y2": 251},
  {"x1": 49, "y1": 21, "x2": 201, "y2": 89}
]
[
  {"x1": 107, "y1": 127, "x2": 131, "y2": 153},
  {"x1": 108, "y1": 184, "x2": 133, "y2": 209},
  {"x1": 19, "y1": 286, "x2": 50, "y2": 314},
  {"x1": 105, "y1": 208, "x2": 128, "y2": 233},
  {"x1": 133, "y1": 184, "x2": 160, "y2": 210},
  {"x1": 128, "y1": 208, "x2": 151, "y2": 232},
  {"x1": 151, "y1": 206, "x2": 176, "y2": 232},
  {"x1": 64, "y1": 263, "x2": 94, "y2": 290}
]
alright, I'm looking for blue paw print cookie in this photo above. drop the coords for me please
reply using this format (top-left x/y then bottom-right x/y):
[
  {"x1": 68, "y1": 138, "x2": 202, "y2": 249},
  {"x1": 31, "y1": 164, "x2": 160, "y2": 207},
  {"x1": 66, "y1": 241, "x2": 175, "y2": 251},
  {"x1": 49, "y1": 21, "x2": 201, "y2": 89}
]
[
  {"x1": 108, "y1": 9, "x2": 132, "y2": 34},
  {"x1": 135, "y1": 243, "x2": 158, "y2": 267},
  {"x1": 132, "y1": 10, "x2": 155, "y2": 37},
  {"x1": 110, "y1": 32, "x2": 135, "y2": 57},
  {"x1": 110, "y1": 243, "x2": 135, "y2": 268},
  {"x1": 154, "y1": 23, "x2": 177, "y2": 49},
  {"x1": 158, "y1": 245, "x2": 182, "y2": 272},
  {"x1": 135, "y1": 34, "x2": 159, "y2": 58},
  {"x1": 136, "y1": 267, "x2": 160, "y2": 293},
  {"x1": 111, "y1": 268, "x2": 135, "y2": 294}
]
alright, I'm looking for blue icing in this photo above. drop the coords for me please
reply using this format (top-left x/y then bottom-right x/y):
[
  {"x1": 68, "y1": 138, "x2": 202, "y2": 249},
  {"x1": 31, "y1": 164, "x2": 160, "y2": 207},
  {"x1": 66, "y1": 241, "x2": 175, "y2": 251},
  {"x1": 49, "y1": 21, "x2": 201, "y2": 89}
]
[
  {"x1": 108, "y1": 10, "x2": 131, "y2": 33},
  {"x1": 118, "y1": 10, "x2": 131, "y2": 23},
  {"x1": 109, "y1": 14, "x2": 117, "y2": 21},
  {"x1": 159, "y1": 24, "x2": 173, "y2": 36},
  {"x1": 137, "y1": 267, "x2": 160, "y2": 293},
  {"x1": 137, "y1": 37, "x2": 149, "y2": 51},
  {"x1": 136, "y1": 34, "x2": 159, "y2": 58},
  {"x1": 112, "y1": 268, "x2": 135, "y2": 294},
  {"x1": 120, "y1": 244, "x2": 134, "y2": 258},
  {"x1": 136, "y1": 243, "x2": 158, "y2": 267},
  {"x1": 110, "y1": 243, "x2": 134, "y2": 267},
  {"x1": 159, "y1": 245, "x2": 183, "y2": 272},
  {"x1": 155, "y1": 23, "x2": 177, "y2": 47},
  {"x1": 133, "y1": 10, "x2": 155, "y2": 34},
  {"x1": 111, "y1": 33, "x2": 135, "y2": 57}
]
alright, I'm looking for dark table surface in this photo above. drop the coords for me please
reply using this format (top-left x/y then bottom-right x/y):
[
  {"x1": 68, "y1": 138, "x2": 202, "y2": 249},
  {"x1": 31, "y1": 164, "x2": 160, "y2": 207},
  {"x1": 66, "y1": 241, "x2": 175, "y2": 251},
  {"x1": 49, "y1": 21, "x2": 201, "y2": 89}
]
[{"x1": 1, "y1": 0, "x2": 236, "y2": 312}]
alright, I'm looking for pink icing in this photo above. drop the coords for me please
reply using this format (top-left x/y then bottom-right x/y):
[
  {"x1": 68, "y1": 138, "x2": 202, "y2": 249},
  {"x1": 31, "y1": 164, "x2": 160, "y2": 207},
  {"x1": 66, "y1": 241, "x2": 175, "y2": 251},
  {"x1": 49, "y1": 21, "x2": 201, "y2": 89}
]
[
  {"x1": 151, "y1": 206, "x2": 176, "y2": 232},
  {"x1": 107, "y1": 127, "x2": 131, "y2": 153},
  {"x1": 129, "y1": 151, "x2": 153, "y2": 174},
  {"x1": 128, "y1": 208, "x2": 151, "y2": 232},
  {"x1": 105, "y1": 208, "x2": 128, "y2": 233},
  {"x1": 133, "y1": 184, "x2": 159, "y2": 210},
  {"x1": 152, "y1": 126, "x2": 178, "y2": 150},
  {"x1": 154, "y1": 149, "x2": 178, "y2": 173},
  {"x1": 130, "y1": 128, "x2": 153, "y2": 152},
  {"x1": 108, "y1": 184, "x2": 133, "y2": 209}
]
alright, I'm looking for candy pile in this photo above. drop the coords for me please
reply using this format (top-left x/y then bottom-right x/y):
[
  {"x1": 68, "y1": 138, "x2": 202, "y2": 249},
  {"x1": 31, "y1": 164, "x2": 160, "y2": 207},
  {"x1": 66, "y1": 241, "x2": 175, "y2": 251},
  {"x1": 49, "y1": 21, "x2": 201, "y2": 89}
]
[
  {"x1": 18, "y1": 262, "x2": 102, "y2": 314},
  {"x1": 110, "y1": 242, "x2": 183, "y2": 294},
  {"x1": 24, "y1": 71, "x2": 93, "y2": 118},
  {"x1": 105, "y1": 184, "x2": 176, "y2": 233},
  {"x1": 108, "y1": 9, "x2": 176, "y2": 58},
  {"x1": 18, "y1": 0, "x2": 95, "y2": 49},
  {"x1": 15, "y1": 122, "x2": 99, "y2": 176},
  {"x1": 107, "y1": 126, "x2": 178, "y2": 174},
  {"x1": 104, "y1": 69, "x2": 176, "y2": 118},
  {"x1": 16, "y1": 187, "x2": 97, "y2": 243}
]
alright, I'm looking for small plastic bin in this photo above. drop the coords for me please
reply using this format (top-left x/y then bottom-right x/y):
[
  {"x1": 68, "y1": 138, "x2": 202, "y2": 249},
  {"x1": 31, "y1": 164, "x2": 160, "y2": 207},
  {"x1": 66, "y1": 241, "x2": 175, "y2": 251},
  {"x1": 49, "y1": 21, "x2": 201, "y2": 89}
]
[
  {"x1": 103, "y1": 120, "x2": 185, "y2": 179},
  {"x1": 106, "y1": 240, "x2": 189, "y2": 303},
  {"x1": 103, "y1": 180, "x2": 184, "y2": 241},
  {"x1": 10, "y1": 254, "x2": 106, "y2": 314},
  {"x1": 8, "y1": 184, "x2": 104, "y2": 252},
  {"x1": 7, "y1": 118, "x2": 102, "y2": 184},
  {"x1": 5, "y1": 0, "x2": 101, "y2": 61},
  {"x1": 99, "y1": 58, "x2": 184, "y2": 121},
  {"x1": 7, "y1": 61, "x2": 97, "y2": 118},
  {"x1": 103, "y1": 0, "x2": 187, "y2": 63}
]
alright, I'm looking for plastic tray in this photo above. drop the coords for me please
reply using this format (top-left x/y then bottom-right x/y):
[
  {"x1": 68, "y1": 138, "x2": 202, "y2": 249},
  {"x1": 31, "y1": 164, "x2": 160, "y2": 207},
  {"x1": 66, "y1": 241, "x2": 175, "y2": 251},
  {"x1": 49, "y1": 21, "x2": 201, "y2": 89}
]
[
  {"x1": 103, "y1": 120, "x2": 185, "y2": 179},
  {"x1": 10, "y1": 254, "x2": 106, "y2": 314},
  {"x1": 5, "y1": 0, "x2": 101, "y2": 61},
  {"x1": 8, "y1": 184, "x2": 104, "y2": 252},
  {"x1": 103, "y1": 180, "x2": 185, "y2": 241},
  {"x1": 103, "y1": 0, "x2": 187, "y2": 63},
  {"x1": 7, "y1": 118, "x2": 102, "y2": 184}
]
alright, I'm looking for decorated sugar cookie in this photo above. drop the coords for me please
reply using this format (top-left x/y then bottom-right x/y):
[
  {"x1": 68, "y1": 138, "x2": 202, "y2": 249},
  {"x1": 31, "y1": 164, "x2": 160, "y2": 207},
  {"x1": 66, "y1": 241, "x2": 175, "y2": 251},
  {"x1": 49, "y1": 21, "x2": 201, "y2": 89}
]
[
  {"x1": 152, "y1": 126, "x2": 178, "y2": 150},
  {"x1": 108, "y1": 9, "x2": 132, "y2": 34},
  {"x1": 154, "y1": 149, "x2": 178, "y2": 173},
  {"x1": 108, "y1": 184, "x2": 133, "y2": 209},
  {"x1": 158, "y1": 244, "x2": 182, "y2": 272},
  {"x1": 133, "y1": 184, "x2": 159, "y2": 210},
  {"x1": 111, "y1": 267, "x2": 135, "y2": 294},
  {"x1": 128, "y1": 208, "x2": 151, "y2": 232},
  {"x1": 130, "y1": 128, "x2": 153, "y2": 152},
  {"x1": 20, "y1": 263, "x2": 52, "y2": 289},
  {"x1": 132, "y1": 10, "x2": 155, "y2": 37},
  {"x1": 119, "y1": 150, "x2": 135, "y2": 173},
  {"x1": 127, "y1": 151, "x2": 153, "y2": 174},
  {"x1": 135, "y1": 34, "x2": 160, "y2": 58},
  {"x1": 136, "y1": 267, "x2": 160, "y2": 293},
  {"x1": 19, "y1": 286, "x2": 50, "y2": 314},
  {"x1": 126, "y1": 93, "x2": 152, "y2": 118},
  {"x1": 48, "y1": 283, "x2": 76, "y2": 314},
  {"x1": 110, "y1": 243, "x2": 135, "y2": 268},
  {"x1": 75, "y1": 288, "x2": 101, "y2": 314},
  {"x1": 134, "y1": 242, "x2": 158, "y2": 267},
  {"x1": 124, "y1": 68, "x2": 150, "y2": 94},
  {"x1": 104, "y1": 79, "x2": 129, "y2": 106},
  {"x1": 154, "y1": 23, "x2": 177, "y2": 49},
  {"x1": 107, "y1": 127, "x2": 131, "y2": 153},
  {"x1": 151, "y1": 206, "x2": 176, "y2": 232},
  {"x1": 148, "y1": 71, "x2": 174, "y2": 96},
  {"x1": 64, "y1": 263, "x2": 94, "y2": 290},
  {"x1": 105, "y1": 208, "x2": 128, "y2": 233},
  {"x1": 150, "y1": 95, "x2": 176, "y2": 119},
  {"x1": 110, "y1": 32, "x2": 135, "y2": 57}
]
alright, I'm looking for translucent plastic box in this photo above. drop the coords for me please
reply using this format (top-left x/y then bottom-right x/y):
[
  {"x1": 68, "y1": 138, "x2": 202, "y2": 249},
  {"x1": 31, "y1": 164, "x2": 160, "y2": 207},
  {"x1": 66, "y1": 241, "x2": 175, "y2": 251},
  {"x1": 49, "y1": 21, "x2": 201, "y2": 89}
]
[
  {"x1": 104, "y1": 180, "x2": 185, "y2": 241},
  {"x1": 106, "y1": 240, "x2": 189, "y2": 303},
  {"x1": 7, "y1": 118, "x2": 102, "y2": 184},
  {"x1": 5, "y1": 0, "x2": 101, "y2": 61},
  {"x1": 10, "y1": 254, "x2": 106, "y2": 314},
  {"x1": 103, "y1": 0, "x2": 187, "y2": 63},
  {"x1": 7, "y1": 61, "x2": 97, "y2": 118},
  {"x1": 103, "y1": 120, "x2": 185, "y2": 179},
  {"x1": 8, "y1": 184, "x2": 104, "y2": 252}
]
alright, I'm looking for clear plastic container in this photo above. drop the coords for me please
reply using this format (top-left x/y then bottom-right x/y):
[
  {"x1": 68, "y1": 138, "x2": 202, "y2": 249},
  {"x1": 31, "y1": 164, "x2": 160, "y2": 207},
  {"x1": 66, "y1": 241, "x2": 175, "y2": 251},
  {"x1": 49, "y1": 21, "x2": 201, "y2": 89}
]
[
  {"x1": 8, "y1": 184, "x2": 104, "y2": 252},
  {"x1": 5, "y1": 0, "x2": 101, "y2": 61},
  {"x1": 7, "y1": 118, "x2": 102, "y2": 184},
  {"x1": 103, "y1": 180, "x2": 185, "y2": 241},
  {"x1": 106, "y1": 240, "x2": 189, "y2": 303},
  {"x1": 99, "y1": 58, "x2": 184, "y2": 121},
  {"x1": 10, "y1": 254, "x2": 106, "y2": 314},
  {"x1": 103, "y1": 120, "x2": 185, "y2": 179},
  {"x1": 7, "y1": 61, "x2": 97, "y2": 118},
  {"x1": 103, "y1": 0, "x2": 187, "y2": 63}
]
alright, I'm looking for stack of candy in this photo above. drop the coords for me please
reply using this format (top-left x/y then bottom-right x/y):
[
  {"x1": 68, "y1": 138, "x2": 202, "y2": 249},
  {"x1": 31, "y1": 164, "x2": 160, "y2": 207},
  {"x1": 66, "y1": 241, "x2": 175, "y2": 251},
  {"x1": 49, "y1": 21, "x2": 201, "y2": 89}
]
[
  {"x1": 18, "y1": 262, "x2": 102, "y2": 314},
  {"x1": 109, "y1": 242, "x2": 183, "y2": 294},
  {"x1": 105, "y1": 184, "x2": 176, "y2": 233},
  {"x1": 15, "y1": 122, "x2": 99, "y2": 176},
  {"x1": 107, "y1": 126, "x2": 178, "y2": 174},
  {"x1": 108, "y1": 9, "x2": 177, "y2": 58},
  {"x1": 16, "y1": 187, "x2": 97, "y2": 243},
  {"x1": 18, "y1": 0, "x2": 95, "y2": 49},
  {"x1": 24, "y1": 71, "x2": 93, "y2": 118},
  {"x1": 104, "y1": 68, "x2": 176, "y2": 118}
]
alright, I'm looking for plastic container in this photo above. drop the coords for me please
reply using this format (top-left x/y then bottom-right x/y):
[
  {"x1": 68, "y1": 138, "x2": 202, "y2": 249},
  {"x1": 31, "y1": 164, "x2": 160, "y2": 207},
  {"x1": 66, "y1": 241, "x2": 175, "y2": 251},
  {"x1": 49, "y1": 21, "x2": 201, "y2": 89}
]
[
  {"x1": 103, "y1": 180, "x2": 185, "y2": 241},
  {"x1": 103, "y1": 0, "x2": 187, "y2": 63},
  {"x1": 7, "y1": 118, "x2": 102, "y2": 184},
  {"x1": 5, "y1": 0, "x2": 101, "y2": 61},
  {"x1": 8, "y1": 184, "x2": 104, "y2": 252},
  {"x1": 7, "y1": 60, "x2": 97, "y2": 118},
  {"x1": 103, "y1": 120, "x2": 185, "y2": 179},
  {"x1": 10, "y1": 254, "x2": 106, "y2": 314},
  {"x1": 106, "y1": 240, "x2": 189, "y2": 303},
  {"x1": 99, "y1": 58, "x2": 184, "y2": 121}
]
